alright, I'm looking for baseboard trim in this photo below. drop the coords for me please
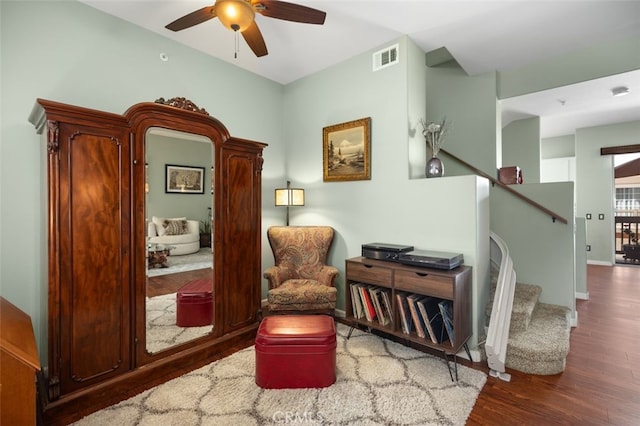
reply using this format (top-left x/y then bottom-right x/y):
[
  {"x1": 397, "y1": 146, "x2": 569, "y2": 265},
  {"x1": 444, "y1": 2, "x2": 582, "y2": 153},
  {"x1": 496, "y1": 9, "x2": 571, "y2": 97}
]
[
  {"x1": 575, "y1": 291, "x2": 589, "y2": 300},
  {"x1": 571, "y1": 311, "x2": 578, "y2": 327},
  {"x1": 587, "y1": 260, "x2": 613, "y2": 266}
]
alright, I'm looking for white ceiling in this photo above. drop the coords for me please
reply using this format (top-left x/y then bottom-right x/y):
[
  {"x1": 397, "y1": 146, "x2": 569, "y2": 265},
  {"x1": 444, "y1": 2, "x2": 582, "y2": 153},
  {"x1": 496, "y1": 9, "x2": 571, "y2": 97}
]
[
  {"x1": 82, "y1": 0, "x2": 640, "y2": 138},
  {"x1": 502, "y1": 69, "x2": 640, "y2": 138}
]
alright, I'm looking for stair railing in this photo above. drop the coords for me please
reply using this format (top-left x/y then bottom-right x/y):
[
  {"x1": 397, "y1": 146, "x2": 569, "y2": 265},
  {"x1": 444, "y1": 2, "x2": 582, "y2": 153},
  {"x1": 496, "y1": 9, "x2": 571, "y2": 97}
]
[
  {"x1": 486, "y1": 231, "x2": 516, "y2": 382},
  {"x1": 614, "y1": 215, "x2": 640, "y2": 253},
  {"x1": 441, "y1": 149, "x2": 568, "y2": 224},
  {"x1": 438, "y1": 148, "x2": 566, "y2": 380}
]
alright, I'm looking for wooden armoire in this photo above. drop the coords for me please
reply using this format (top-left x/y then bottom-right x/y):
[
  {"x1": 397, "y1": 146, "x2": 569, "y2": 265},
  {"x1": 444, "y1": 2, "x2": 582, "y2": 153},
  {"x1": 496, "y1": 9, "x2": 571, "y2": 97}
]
[{"x1": 28, "y1": 97, "x2": 266, "y2": 424}]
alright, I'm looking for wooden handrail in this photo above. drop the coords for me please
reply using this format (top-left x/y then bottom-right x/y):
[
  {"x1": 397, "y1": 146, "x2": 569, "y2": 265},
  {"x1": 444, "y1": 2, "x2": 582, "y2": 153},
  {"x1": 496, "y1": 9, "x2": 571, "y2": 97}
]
[{"x1": 440, "y1": 148, "x2": 568, "y2": 224}]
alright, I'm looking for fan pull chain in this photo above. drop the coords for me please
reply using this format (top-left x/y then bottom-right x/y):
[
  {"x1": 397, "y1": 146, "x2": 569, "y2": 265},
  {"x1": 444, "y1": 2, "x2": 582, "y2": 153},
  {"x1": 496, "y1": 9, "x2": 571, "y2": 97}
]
[{"x1": 232, "y1": 24, "x2": 240, "y2": 59}]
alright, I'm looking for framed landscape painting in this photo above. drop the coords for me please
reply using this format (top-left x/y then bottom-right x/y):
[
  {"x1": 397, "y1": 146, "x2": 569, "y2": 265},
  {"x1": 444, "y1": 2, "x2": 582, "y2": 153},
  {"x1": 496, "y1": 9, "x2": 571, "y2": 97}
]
[
  {"x1": 323, "y1": 117, "x2": 371, "y2": 182},
  {"x1": 165, "y1": 164, "x2": 205, "y2": 194}
]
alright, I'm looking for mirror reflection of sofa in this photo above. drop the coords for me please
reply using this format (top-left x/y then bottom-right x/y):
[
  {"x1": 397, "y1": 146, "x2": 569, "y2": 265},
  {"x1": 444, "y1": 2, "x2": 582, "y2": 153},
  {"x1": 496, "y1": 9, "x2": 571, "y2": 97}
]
[{"x1": 147, "y1": 216, "x2": 200, "y2": 255}]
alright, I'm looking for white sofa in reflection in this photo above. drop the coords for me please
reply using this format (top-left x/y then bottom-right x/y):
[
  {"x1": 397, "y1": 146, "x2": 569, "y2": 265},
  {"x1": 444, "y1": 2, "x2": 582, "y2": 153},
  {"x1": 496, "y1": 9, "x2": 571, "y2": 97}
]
[{"x1": 147, "y1": 216, "x2": 200, "y2": 256}]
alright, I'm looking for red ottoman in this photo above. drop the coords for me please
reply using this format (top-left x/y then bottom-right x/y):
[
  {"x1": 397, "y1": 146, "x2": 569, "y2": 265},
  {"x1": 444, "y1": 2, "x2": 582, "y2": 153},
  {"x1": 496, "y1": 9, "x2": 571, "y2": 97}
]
[
  {"x1": 255, "y1": 315, "x2": 336, "y2": 389},
  {"x1": 176, "y1": 279, "x2": 213, "y2": 327}
]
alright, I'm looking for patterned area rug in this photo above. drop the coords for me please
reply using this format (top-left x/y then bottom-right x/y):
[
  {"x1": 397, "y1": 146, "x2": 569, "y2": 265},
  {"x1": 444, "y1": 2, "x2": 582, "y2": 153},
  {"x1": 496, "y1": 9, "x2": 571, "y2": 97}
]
[
  {"x1": 146, "y1": 293, "x2": 211, "y2": 353},
  {"x1": 73, "y1": 324, "x2": 486, "y2": 425},
  {"x1": 147, "y1": 248, "x2": 213, "y2": 277}
]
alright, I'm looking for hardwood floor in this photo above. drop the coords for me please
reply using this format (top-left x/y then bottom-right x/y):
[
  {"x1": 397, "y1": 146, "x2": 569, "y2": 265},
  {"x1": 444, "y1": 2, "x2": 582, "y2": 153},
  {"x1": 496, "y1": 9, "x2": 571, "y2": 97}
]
[
  {"x1": 146, "y1": 267, "x2": 213, "y2": 297},
  {"x1": 466, "y1": 264, "x2": 640, "y2": 425}
]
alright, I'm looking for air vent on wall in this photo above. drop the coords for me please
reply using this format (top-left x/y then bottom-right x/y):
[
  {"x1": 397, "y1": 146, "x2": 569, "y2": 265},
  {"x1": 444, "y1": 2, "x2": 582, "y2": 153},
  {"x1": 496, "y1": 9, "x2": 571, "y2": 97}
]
[{"x1": 373, "y1": 44, "x2": 399, "y2": 71}]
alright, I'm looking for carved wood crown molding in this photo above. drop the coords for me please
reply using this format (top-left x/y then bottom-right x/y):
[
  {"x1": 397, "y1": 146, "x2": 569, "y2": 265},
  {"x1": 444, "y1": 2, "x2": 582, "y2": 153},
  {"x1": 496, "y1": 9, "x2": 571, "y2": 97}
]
[
  {"x1": 154, "y1": 97, "x2": 210, "y2": 116},
  {"x1": 257, "y1": 152, "x2": 264, "y2": 173},
  {"x1": 47, "y1": 120, "x2": 59, "y2": 154}
]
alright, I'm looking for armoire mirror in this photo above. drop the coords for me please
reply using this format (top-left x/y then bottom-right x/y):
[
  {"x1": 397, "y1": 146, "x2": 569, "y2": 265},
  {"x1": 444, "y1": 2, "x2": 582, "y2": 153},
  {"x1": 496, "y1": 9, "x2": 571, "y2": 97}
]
[{"x1": 144, "y1": 127, "x2": 214, "y2": 353}]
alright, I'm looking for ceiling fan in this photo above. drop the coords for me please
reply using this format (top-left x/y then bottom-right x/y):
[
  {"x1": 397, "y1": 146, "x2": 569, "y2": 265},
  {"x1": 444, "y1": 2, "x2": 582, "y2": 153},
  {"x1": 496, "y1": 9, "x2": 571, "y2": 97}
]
[{"x1": 165, "y1": 0, "x2": 326, "y2": 57}]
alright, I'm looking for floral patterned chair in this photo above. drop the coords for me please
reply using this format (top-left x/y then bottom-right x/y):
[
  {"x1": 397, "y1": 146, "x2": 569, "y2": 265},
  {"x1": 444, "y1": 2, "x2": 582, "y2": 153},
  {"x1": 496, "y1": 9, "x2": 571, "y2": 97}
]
[{"x1": 264, "y1": 226, "x2": 338, "y2": 315}]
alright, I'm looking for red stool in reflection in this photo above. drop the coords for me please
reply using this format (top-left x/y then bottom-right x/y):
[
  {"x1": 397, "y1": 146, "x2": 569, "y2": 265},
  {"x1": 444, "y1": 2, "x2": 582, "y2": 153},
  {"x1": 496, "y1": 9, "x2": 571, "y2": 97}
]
[{"x1": 176, "y1": 279, "x2": 213, "y2": 327}]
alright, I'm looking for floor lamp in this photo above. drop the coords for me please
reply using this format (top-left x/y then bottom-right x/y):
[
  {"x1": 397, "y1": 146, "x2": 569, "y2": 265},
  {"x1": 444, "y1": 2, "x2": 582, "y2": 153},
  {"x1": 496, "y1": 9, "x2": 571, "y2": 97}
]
[{"x1": 274, "y1": 181, "x2": 305, "y2": 226}]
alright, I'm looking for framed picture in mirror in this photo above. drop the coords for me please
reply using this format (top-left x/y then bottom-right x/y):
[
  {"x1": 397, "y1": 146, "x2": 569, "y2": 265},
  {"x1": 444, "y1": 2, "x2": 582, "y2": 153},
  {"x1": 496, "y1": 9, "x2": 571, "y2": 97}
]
[{"x1": 165, "y1": 164, "x2": 205, "y2": 194}]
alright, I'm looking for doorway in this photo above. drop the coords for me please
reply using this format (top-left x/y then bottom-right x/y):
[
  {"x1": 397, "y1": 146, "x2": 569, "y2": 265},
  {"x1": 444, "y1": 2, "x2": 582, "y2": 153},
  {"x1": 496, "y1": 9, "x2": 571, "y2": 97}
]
[{"x1": 613, "y1": 152, "x2": 640, "y2": 265}]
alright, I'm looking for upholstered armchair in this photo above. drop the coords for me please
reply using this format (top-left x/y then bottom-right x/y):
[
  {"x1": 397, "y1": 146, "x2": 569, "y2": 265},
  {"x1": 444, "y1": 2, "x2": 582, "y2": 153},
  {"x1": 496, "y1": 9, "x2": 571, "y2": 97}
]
[{"x1": 264, "y1": 226, "x2": 339, "y2": 315}]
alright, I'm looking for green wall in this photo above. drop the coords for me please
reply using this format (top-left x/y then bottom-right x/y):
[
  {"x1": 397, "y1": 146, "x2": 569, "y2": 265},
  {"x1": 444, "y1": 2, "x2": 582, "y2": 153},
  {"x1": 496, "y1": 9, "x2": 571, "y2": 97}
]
[
  {"x1": 576, "y1": 120, "x2": 640, "y2": 263},
  {"x1": 502, "y1": 117, "x2": 541, "y2": 183},
  {"x1": 421, "y1": 57, "x2": 579, "y2": 321},
  {"x1": 498, "y1": 34, "x2": 640, "y2": 99},
  {"x1": 541, "y1": 119, "x2": 640, "y2": 266},
  {"x1": 407, "y1": 38, "x2": 428, "y2": 179},
  {"x1": 1, "y1": 1, "x2": 284, "y2": 362},
  {"x1": 490, "y1": 182, "x2": 576, "y2": 312},
  {"x1": 575, "y1": 217, "x2": 588, "y2": 298},
  {"x1": 425, "y1": 62, "x2": 499, "y2": 177},
  {"x1": 2, "y1": 1, "x2": 638, "y2": 363},
  {"x1": 542, "y1": 135, "x2": 576, "y2": 159},
  {"x1": 491, "y1": 32, "x2": 638, "y2": 312},
  {"x1": 282, "y1": 37, "x2": 490, "y2": 351},
  {"x1": 146, "y1": 134, "x2": 212, "y2": 223}
]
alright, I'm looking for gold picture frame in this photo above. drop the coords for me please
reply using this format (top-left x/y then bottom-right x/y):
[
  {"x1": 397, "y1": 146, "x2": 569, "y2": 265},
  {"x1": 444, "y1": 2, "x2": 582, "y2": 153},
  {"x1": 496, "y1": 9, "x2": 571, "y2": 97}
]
[{"x1": 323, "y1": 117, "x2": 371, "y2": 182}]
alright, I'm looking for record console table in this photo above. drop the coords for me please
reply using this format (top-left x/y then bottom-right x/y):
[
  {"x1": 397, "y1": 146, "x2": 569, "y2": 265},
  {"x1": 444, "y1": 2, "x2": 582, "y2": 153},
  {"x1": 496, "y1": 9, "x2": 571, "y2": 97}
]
[{"x1": 344, "y1": 256, "x2": 472, "y2": 381}]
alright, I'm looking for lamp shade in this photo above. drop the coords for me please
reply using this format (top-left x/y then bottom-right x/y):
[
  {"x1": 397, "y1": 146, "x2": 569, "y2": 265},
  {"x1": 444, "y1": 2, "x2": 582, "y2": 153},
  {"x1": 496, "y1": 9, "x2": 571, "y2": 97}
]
[
  {"x1": 275, "y1": 181, "x2": 304, "y2": 226},
  {"x1": 275, "y1": 187, "x2": 305, "y2": 206},
  {"x1": 215, "y1": 0, "x2": 255, "y2": 32}
]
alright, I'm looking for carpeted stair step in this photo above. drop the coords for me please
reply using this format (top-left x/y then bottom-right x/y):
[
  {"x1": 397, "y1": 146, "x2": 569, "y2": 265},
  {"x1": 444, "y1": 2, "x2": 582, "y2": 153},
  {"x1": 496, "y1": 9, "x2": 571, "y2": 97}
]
[
  {"x1": 505, "y1": 302, "x2": 571, "y2": 375},
  {"x1": 486, "y1": 280, "x2": 541, "y2": 332}
]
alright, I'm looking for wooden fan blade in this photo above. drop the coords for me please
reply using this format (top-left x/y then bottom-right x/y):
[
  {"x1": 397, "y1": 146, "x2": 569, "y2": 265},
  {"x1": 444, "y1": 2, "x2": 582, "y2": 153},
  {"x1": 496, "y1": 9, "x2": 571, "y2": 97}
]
[
  {"x1": 254, "y1": 0, "x2": 326, "y2": 25},
  {"x1": 242, "y1": 21, "x2": 268, "y2": 57},
  {"x1": 165, "y1": 6, "x2": 217, "y2": 31}
]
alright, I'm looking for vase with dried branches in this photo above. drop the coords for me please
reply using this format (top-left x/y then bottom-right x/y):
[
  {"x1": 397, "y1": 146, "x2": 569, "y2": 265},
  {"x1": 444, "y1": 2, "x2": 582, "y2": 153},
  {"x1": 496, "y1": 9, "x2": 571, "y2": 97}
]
[{"x1": 420, "y1": 118, "x2": 447, "y2": 178}]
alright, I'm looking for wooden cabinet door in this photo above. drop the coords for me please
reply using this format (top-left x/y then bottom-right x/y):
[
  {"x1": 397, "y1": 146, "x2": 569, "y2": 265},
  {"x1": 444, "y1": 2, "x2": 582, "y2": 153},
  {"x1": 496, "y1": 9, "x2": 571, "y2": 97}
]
[
  {"x1": 220, "y1": 142, "x2": 264, "y2": 332},
  {"x1": 52, "y1": 122, "x2": 131, "y2": 397}
]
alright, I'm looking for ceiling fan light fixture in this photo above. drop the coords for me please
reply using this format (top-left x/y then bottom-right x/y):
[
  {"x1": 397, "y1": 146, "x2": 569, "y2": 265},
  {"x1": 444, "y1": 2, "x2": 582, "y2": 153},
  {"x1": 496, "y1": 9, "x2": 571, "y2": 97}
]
[{"x1": 216, "y1": 0, "x2": 255, "y2": 32}]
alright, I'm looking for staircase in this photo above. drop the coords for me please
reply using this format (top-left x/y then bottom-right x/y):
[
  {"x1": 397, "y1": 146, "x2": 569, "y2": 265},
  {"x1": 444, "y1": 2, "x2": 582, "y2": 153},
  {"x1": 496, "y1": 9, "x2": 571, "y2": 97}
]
[{"x1": 485, "y1": 233, "x2": 571, "y2": 377}]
